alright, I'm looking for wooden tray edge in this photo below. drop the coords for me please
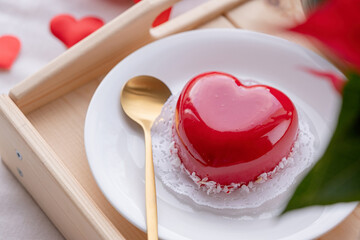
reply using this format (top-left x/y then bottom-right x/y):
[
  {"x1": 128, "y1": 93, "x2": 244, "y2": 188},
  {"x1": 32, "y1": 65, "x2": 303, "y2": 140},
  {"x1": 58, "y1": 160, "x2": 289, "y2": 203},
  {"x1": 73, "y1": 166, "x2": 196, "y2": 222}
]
[{"x1": 0, "y1": 94, "x2": 124, "y2": 240}]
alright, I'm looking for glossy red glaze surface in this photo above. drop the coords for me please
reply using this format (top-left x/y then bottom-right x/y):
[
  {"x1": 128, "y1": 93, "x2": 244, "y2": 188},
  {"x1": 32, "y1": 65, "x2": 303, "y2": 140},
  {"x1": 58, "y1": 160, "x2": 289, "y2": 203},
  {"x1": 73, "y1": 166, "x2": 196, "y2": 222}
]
[{"x1": 174, "y1": 72, "x2": 298, "y2": 185}]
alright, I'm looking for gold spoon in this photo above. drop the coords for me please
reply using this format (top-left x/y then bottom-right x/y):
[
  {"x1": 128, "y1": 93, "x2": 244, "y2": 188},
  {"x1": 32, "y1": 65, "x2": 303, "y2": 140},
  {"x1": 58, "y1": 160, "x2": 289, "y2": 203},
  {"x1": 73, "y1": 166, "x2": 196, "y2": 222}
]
[{"x1": 121, "y1": 76, "x2": 171, "y2": 240}]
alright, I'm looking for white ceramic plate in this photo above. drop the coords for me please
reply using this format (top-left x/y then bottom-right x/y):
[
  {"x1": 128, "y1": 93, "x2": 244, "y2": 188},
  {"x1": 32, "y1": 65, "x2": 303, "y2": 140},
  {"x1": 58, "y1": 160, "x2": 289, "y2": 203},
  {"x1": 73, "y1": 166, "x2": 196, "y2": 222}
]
[{"x1": 85, "y1": 29, "x2": 357, "y2": 240}]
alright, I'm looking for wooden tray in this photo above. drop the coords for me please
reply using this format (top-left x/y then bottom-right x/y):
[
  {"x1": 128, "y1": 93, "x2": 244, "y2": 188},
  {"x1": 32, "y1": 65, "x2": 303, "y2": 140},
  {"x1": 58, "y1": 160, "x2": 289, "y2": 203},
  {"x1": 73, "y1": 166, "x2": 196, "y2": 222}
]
[{"x1": 0, "y1": 0, "x2": 359, "y2": 239}]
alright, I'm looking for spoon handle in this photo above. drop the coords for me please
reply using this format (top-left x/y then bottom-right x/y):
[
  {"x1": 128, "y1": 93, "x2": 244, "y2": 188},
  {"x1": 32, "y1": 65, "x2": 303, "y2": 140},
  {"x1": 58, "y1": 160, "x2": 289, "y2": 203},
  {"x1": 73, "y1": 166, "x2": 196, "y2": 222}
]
[{"x1": 144, "y1": 129, "x2": 158, "y2": 240}]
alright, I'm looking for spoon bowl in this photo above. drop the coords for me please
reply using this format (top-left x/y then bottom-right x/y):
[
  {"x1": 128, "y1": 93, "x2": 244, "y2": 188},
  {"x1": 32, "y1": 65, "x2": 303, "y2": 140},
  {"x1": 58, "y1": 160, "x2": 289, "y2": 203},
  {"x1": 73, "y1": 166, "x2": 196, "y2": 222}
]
[
  {"x1": 121, "y1": 75, "x2": 171, "y2": 240},
  {"x1": 121, "y1": 76, "x2": 172, "y2": 127}
]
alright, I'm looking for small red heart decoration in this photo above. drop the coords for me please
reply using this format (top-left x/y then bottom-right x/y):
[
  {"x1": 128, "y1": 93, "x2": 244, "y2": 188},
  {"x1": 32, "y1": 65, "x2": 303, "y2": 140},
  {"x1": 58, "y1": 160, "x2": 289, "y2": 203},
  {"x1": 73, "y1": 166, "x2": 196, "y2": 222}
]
[
  {"x1": 174, "y1": 72, "x2": 298, "y2": 185},
  {"x1": 133, "y1": 0, "x2": 172, "y2": 27},
  {"x1": 50, "y1": 14, "x2": 104, "y2": 48},
  {"x1": 0, "y1": 35, "x2": 21, "y2": 70}
]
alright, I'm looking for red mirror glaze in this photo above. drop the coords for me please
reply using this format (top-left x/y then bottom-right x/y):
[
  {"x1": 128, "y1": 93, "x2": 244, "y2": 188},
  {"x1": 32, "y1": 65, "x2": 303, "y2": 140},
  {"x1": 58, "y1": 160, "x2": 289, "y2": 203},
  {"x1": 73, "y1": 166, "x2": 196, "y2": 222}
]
[{"x1": 174, "y1": 72, "x2": 298, "y2": 185}]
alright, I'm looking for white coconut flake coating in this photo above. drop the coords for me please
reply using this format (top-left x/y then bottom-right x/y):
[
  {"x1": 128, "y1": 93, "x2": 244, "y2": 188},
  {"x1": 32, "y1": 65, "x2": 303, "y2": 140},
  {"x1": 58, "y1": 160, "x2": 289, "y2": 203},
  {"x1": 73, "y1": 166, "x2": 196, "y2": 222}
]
[{"x1": 151, "y1": 94, "x2": 316, "y2": 217}]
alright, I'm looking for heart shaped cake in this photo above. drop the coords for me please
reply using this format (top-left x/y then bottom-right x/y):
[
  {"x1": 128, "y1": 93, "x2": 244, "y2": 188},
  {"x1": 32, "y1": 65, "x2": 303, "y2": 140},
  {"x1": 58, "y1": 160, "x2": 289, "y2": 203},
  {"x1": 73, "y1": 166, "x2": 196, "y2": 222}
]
[{"x1": 174, "y1": 72, "x2": 298, "y2": 185}]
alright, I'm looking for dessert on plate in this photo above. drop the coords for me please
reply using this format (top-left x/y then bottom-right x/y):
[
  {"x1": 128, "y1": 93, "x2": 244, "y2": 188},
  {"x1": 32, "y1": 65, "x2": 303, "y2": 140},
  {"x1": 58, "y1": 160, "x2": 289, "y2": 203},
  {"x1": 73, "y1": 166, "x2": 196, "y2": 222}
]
[
  {"x1": 174, "y1": 72, "x2": 299, "y2": 186},
  {"x1": 151, "y1": 71, "x2": 315, "y2": 214}
]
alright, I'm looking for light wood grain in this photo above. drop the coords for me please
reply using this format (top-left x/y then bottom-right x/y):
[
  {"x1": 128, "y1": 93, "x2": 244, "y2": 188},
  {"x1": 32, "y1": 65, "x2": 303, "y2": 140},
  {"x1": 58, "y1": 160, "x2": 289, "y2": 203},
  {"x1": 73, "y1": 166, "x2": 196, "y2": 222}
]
[{"x1": 0, "y1": 94, "x2": 126, "y2": 240}]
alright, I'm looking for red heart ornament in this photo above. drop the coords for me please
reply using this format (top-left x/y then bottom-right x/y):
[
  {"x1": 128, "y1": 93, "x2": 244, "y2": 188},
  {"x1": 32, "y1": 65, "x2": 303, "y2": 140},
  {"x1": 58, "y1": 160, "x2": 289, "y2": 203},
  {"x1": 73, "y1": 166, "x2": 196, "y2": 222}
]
[
  {"x1": 132, "y1": 0, "x2": 172, "y2": 27},
  {"x1": 174, "y1": 72, "x2": 299, "y2": 185},
  {"x1": 0, "y1": 35, "x2": 21, "y2": 70},
  {"x1": 50, "y1": 14, "x2": 104, "y2": 48}
]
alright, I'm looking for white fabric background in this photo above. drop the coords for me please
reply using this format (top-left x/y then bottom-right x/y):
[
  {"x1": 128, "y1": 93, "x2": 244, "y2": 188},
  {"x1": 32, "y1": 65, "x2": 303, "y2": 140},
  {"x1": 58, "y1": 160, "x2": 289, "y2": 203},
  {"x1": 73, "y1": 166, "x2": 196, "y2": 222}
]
[{"x1": 0, "y1": 0, "x2": 207, "y2": 239}]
